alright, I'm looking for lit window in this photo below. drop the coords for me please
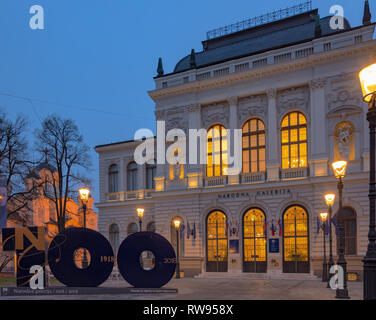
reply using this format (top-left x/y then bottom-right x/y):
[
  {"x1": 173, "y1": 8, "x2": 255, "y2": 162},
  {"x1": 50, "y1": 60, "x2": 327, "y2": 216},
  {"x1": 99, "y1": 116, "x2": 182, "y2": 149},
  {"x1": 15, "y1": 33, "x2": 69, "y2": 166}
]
[
  {"x1": 242, "y1": 119, "x2": 266, "y2": 173},
  {"x1": 207, "y1": 125, "x2": 228, "y2": 177},
  {"x1": 283, "y1": 206, "x2": 309, "y2": 262},
  {"x1": 281, "y1": 112, "x2": 308, "y2": 169},
  {"x1": 243, "y1": 209, "x2": 267, "y2": 264}
]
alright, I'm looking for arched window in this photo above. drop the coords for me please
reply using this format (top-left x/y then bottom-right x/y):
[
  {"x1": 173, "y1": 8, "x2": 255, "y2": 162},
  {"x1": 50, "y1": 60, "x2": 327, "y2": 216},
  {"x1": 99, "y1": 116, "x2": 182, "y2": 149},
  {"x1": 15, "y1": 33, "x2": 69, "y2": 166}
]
[
  {"x1": 281, "y1": 112, "x2": 307, "y2": 169},
  {"x1": 337, "y1": 207, "x2": 357, "y2": 255},
  {"x1": 127, "y1": 162, "x2": 138, "y2": 191},
  {"x1": 282, "y1": 205, "x2": 309, "y2": 273},
  {"x1": 242, "y1": 119, "x2": 266, "y2": 173},
  {"x1": 127, "y1": 222, "x2": 138, "y2": 235},
  {"x1": 207, "y1": 125, "x2": 227, "y2": 177},
  {"x1": 243, "y1": 208, "x2": 267, "y2": 273},
  {"x1": 109, "y1": 224, "x2": 120, "y2": 252},
  {"x1": 206, "y1": 210, "x2": 228, "y2": 272},
  {"x1": 109, "y1": 164, "x2": 119, "y2": 193},
  {"x1": 170, "y1": 217, "x2": 184, "y2": 257},
  {"x1": 146, "y1": 162, "x2": 156, "y2": 190},
  {"x1": 147, "y1": 221, "x2": 156, "y2": 233}
]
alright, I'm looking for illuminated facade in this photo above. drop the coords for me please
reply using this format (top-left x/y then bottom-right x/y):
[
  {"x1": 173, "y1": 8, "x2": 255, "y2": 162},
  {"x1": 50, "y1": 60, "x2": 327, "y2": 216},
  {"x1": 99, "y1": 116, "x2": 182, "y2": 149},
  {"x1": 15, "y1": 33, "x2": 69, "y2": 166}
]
[{"x1": 95, "y1": 3, "x2": 375, "y2": 279}]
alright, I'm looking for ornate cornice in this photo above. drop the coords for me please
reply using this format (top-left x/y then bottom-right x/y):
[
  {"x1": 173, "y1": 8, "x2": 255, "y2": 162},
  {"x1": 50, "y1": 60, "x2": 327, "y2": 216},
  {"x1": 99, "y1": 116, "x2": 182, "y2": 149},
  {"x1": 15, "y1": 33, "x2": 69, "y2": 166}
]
[{"x1": 148, "y1": 41, "x2": 376, "y2": 100}]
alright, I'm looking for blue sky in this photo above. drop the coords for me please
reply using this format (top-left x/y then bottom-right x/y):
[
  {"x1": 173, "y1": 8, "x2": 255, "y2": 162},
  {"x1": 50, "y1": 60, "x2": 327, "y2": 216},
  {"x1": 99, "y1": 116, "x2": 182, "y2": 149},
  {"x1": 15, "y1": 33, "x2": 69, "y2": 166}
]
[{"x1": 0, "y1": 0, "x2": 370, "y2": 203}]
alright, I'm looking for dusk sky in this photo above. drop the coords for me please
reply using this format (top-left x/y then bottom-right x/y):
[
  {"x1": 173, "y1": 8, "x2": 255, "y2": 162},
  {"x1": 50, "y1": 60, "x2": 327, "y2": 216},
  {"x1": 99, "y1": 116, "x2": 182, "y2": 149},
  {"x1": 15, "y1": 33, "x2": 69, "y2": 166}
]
[{"x1": 0, "y1": 0, "x2": 370, "y2": 203}]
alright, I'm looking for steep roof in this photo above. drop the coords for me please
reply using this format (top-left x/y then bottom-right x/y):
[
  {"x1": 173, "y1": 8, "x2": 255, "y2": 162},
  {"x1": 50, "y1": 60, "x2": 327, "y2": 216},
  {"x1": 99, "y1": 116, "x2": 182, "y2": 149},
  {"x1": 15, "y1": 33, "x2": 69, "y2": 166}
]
[{"x1": 172, "y1": 10, "x2": 351, "y2": 74}]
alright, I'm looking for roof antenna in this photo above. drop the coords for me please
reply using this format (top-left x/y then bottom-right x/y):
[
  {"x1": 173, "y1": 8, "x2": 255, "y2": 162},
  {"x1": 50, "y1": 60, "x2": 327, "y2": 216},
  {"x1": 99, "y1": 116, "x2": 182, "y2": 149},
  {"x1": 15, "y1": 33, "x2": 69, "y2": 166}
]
[{"x1": 363, "y1": 0, "x2": 372, "y2": 25}]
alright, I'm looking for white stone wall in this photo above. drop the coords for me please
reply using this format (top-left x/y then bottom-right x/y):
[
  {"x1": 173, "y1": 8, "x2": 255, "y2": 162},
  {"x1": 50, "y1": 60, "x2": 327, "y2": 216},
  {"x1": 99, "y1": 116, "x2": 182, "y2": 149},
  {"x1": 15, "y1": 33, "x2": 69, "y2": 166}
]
[{"x1": 95, "y1": 23, "x2": 376, "y2": 276}]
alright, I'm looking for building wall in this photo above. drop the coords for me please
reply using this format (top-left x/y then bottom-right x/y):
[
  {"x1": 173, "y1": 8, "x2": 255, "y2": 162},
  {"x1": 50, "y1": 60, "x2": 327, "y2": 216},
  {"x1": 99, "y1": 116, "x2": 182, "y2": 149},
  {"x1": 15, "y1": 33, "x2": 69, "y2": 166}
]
[{"x1": 95, "y1": 22, "x2": 376, "y2": 279}]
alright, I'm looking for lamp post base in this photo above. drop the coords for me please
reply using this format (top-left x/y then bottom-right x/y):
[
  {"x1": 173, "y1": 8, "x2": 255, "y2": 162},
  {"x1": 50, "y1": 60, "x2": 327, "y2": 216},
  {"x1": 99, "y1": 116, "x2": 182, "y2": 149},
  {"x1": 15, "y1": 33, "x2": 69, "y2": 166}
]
[{"x1": 336, "y1": 289, "x2": 350, "y2": 299}]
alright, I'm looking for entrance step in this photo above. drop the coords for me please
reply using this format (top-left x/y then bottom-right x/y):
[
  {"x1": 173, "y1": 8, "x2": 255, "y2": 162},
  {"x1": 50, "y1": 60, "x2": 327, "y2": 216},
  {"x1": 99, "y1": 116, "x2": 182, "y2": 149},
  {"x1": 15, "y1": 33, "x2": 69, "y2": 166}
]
[{"x1": 194, "y1": 272, "x2": 320, "y2": 281}]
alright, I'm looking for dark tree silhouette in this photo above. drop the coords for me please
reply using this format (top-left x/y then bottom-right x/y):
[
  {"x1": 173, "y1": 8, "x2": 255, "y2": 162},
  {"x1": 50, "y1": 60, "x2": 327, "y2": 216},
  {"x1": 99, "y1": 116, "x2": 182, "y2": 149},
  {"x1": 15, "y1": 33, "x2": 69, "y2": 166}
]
[{"x1": 35, "y1": 115, "x2": 91, "y2": 232}]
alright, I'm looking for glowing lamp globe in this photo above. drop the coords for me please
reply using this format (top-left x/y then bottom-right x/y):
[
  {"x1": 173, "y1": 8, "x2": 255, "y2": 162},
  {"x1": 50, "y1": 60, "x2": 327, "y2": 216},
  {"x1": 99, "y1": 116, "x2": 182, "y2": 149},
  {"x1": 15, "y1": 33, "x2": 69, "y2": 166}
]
[
  {"x1": 324, "y1": 193, "x2": 336, "y2": 207},
  {"x1": 79, "y1": 188, "x2": 90, "y2": 204},
  {"x1": 359, "y1": 64, "x2": 376, "y2": 103},
  {"x1": 174, "y1": 219, "x2": 181, "y2": 229},
  {"x1": 332, "y1": 161, "x2": 347, "y2": 179},
  {"x1": 137, "y1": 208, "x2": 145, "y2": 220},
  {"x1": 320, "y1": 212, "x2": 328, "y2": 222}
]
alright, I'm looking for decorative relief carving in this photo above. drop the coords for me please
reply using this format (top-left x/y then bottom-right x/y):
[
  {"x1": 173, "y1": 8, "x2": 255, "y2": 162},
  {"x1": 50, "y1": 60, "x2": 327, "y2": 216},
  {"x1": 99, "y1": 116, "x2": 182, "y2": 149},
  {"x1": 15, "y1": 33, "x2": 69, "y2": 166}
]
[
  {"x1": 277, "y1": 86, "x2": 310, "y2": 117},
  {"x1": 309, "y1": 78, "x2": 327, "y2": 90},
  {"x1": 335, "y1": 121, "x2": 355, "y2": 160},
  {"x1": 238, "y1": 94, "x2": 267, "y2": 124},
  {"x1": 201, "y1": 101, "x2": 229, "y2": 128},
  {"x1": 266, "y1": 88, "x2": 277, "y2": 99},
  {"x1": 326, "y1": 73, "x2": 362, "y2": 112}
]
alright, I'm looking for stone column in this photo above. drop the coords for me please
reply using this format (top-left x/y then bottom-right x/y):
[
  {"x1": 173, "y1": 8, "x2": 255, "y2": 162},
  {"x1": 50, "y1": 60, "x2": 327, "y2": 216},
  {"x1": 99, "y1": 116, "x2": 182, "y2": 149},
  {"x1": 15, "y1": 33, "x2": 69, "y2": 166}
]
[
  {"x1": 227, "y1": 96, "x2": 239, "y2": 185},
  {"x1": 309, "y1": 78, "x2": 329, "y2": 177},
  {"x1": 154, "y1": 109, "x2": 166, "y2": 191},
  {"x1": 187, "y1": 103, "x2": 203, "y2": 188},
  {"x1": 266, "y1": 88, "x2": 279, "y2": 181}
]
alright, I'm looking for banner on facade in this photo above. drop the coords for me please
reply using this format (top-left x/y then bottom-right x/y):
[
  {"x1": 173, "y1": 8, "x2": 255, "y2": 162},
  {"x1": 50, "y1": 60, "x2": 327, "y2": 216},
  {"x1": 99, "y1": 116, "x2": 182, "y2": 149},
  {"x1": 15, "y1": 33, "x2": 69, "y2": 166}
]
[{"x1": 0, "y1": 175, "x2": 7, "y2": 234}]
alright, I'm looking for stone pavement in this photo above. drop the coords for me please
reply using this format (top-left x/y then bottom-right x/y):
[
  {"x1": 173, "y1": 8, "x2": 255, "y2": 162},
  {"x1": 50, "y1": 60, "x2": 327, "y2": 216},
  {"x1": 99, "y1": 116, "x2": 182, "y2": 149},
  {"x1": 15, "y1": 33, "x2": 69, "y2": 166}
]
[{"x1": 0, "y1": 278, "x2": 363, "y2": 300}]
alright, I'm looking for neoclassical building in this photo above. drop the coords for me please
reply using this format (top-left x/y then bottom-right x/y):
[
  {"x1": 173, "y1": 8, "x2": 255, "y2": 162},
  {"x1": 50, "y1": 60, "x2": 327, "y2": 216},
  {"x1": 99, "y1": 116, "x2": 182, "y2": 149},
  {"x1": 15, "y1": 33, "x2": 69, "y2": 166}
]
[{"x1": 95, "y1": 2, "x2": 376, "y2": 279}]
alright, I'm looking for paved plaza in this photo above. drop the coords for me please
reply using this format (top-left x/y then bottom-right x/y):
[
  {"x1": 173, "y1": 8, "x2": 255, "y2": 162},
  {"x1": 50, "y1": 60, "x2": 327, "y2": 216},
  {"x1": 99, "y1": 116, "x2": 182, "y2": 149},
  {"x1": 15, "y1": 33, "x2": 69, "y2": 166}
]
[{"x1": 0, "y1": 277, "x2": 363, "y2": 300}]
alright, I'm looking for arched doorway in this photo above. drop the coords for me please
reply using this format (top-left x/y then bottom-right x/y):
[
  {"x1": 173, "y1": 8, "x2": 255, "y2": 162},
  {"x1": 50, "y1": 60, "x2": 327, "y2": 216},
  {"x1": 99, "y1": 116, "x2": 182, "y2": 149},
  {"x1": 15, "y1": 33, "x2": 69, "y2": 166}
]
[
  {"x1": 282, "y1": 205, "x2": 310, "y2": 273},
  {"x1": 206, "y1": 210, "x2": 228, "y2": 272},
  {"x1": 243, "y1": 208, "x2": 267, "y2": 273}
]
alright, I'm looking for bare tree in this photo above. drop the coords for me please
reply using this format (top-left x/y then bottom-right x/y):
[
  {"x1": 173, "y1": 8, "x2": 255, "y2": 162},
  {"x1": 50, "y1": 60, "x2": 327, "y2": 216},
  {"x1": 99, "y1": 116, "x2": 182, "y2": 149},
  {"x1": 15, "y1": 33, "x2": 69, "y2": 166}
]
[
  {"x1": 0, "y1": 113, "x2": 37, "y2": 219},
  {"x1": 0, "y1": 112, "x2": 37, "y2": 272},
  {"x1": 35, "y1": 115, "x2": 91, "y2": 232}
]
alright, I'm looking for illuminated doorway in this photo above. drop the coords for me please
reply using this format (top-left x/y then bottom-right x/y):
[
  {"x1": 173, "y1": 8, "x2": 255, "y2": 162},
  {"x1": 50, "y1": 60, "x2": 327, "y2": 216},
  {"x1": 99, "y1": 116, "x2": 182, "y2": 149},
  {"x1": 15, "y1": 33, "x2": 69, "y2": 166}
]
[
  {"x1": 282, "y1": 205, "x2": 310, "y2": 273},
  {"x1": 243, "y1": 208, "x2": 267, "y2": 273},
  {"x1": 206, "y1": 210, "x2": 228, "y2": 272}
]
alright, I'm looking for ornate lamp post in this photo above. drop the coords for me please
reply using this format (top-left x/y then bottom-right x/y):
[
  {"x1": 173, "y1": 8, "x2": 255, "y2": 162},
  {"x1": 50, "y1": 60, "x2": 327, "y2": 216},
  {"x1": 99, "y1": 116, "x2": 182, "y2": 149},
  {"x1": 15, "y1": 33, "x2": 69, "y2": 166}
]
[
  {"x1": 79, "y1": 187, "x2": 90, "y2": 268},
  {"x1": 319, "y1": 212, "x2": 329, "y2": 282},
  {"x1": 174, "y1": 219, "x2": 181, "y2": 279},
  {"x1": 137, "y1": 208, "x2": 144, "y2": 232},
  {"x1": 332, "y1": 160, "x2": 350, "y2": 299},
  {"x1": 324, "y1": 193, "x2": 336, "y2": 288},
  {"x1": 359, "y1": 64, "x2": 376, "y2": 300}
]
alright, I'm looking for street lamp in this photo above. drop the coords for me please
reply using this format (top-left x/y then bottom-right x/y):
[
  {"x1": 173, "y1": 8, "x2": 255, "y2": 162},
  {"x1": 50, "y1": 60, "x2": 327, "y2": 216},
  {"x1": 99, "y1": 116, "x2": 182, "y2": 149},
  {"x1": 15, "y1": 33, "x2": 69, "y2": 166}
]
[
  {"x1": 137, "y1": 208, "x2": 144, "y2": 231},
  {"x1": 332, "y1": 160, "x2": 350, "y2": 299},
  {"x1": 79, "y1": 187, "x2": 90, "y2": 268},
  {"x1": 325, "y1": 193, "x2": 336, "y2": 288},
  {"x1": 174, "y1": 219, "x2": 181, "y2": 279},
  {"x1": 319, "y1": 212, "x2": 329, "y2": 283},
  {"x1": 359, "y1": 64, "x2": 376, "y2": 300}
]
